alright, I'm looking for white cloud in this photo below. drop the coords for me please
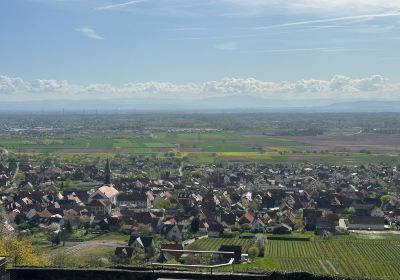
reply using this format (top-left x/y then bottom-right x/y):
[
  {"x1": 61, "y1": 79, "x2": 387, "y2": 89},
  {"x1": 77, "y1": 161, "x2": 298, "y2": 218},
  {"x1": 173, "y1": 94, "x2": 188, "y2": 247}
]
[
  {"x1": 30, "y1": 79, "x2": 69, "y2": 92},
  {"x1": 174, "y1": 27, "x2": 208, "y2": 31},
  {"x1": 0, "y1": 75, "x2": 26, "y2": 94},
  {"x1": 256, "y1": 48, "x2": 344, "y2": 53},
  {"x1": 76, "y1": 27, "x2": 104, "y2": 40},
  {"x1": 282, "y1": 0, "x2": 400, "y2": 15},
  {"x1": 95, "y1": 0, "x2": 147, "y2": 11},
  {"x1": 1, "y1": 74, "x2": 399, "y2": 102},
  {"x1": 254, "y1": 11, "x2": 400, "y2": 30},
  {"x1": 34, "y1": 0, "x2": 400, "y2": 18},
  {"x1": 219, "y1": 0, "x2": 400, "y2": 16},
  {"x1": 214, "y1": 41, "x2": 237, "y2": 51}
]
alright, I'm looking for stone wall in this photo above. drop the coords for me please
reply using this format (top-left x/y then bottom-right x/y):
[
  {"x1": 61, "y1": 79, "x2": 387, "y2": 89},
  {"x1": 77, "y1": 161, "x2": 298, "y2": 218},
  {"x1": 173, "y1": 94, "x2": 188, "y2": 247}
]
[{"x1": 10, "y1": 267, "x2": 357, "y2": 280}]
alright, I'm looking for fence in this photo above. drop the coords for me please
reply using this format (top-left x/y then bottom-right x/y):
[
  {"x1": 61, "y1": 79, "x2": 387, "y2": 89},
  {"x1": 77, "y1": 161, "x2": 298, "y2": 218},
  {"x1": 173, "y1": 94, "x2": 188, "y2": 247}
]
[
  {"x1": 151, "y1": 249, "x2": 235, "y2": 275},
  {"x1": 0, "y1": 257, "x2": 9, "y2": 280}
]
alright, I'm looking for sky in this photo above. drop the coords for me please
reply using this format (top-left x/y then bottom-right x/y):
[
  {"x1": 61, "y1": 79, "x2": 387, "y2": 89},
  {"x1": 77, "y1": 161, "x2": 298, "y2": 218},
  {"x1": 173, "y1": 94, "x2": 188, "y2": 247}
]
[{"x1": 0, "y1": 0, "x2": 400, "y2": 104}]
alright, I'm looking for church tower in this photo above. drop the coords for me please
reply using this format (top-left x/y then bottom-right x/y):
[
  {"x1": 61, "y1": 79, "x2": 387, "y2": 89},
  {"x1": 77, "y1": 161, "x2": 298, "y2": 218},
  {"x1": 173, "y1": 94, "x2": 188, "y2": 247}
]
[{"x1": 104, "y1": 158, "x2": 111, "y2": 185}]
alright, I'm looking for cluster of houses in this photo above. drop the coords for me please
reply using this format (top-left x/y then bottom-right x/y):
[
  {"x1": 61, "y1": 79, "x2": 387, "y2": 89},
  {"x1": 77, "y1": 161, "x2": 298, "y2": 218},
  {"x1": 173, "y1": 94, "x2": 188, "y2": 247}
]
[{"x1": 1, "y1": 158, "x2": 400, "y2": 261}]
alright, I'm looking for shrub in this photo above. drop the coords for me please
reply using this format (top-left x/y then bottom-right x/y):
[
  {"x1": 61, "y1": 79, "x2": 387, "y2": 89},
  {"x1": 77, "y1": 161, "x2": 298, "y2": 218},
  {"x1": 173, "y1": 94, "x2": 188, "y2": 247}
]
[{"x1": 247, "y1": 246, "x2": 260, "y2": 261}]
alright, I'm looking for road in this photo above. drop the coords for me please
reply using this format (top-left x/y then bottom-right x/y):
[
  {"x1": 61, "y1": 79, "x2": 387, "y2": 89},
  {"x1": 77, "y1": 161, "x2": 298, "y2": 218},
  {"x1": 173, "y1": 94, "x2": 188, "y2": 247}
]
[
  {"x1": 349, "y1": 230, "x2": 400, "y2": 235},
  {"x1": 12, "y1": 162, "x2": 19, "y2": 181},
  {"x1": 182, "y1": 235, "x2": 207, "y2": 247}
]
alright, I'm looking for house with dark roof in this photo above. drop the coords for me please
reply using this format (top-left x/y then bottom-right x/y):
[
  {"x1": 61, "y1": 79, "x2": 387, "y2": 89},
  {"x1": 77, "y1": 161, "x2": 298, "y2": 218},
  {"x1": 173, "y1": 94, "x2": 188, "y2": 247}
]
[
  {"x1": 117, "y1": 192, "x2": 148, "y2": 209},
  {"x1": 62, "y1": 190, "x2": 89, "y2": 205},
  {"x1": 218, "y1": 245, "x2": 242, "y2": 263},
  {"x1": 161, "y1": 224, "x2": 184, "y2": 241},
  {"x1": 315, "y1": 218, "x2": 336, "y2": 235},
  {"x1": 128, "y1": 235, "x2": 154, "y2": 257},
  {"x1": 272, "y1": 223, "x2": 292, "y2": 234},
  {"x1": 208, "y1": 221, "x2": 224, "y2": 237},
  {"x1": 302, "y1": 208, "x2": 323, "y2": 230},
  {"x1": 346, "y1": 216, "x2": 385, "y2": 231},
  {"x1": 352, "y1": 203, "x2": 374, "y2": 216},
  {"x1": 113, "y1": 246, "x2": 135, "y2": 263},
  {"x1": 86, "y1": 199, "x2": 111, "y2": 215},
  {"x1": 159, "y1": 244, "x2": 184, "y2": 262},
  {"x1": 218, "y1": 212, "x2": 237, "y2": 226},
  {"x1": 251, "y1": 218, "x2": 266, "y2": 233}
]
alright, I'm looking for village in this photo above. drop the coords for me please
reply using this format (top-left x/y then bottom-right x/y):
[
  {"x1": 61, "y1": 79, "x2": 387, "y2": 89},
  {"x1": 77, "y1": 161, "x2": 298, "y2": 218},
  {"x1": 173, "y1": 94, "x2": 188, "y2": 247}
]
[{"x1": 1, "y1": 153, "x2": 400, "y2": 270}]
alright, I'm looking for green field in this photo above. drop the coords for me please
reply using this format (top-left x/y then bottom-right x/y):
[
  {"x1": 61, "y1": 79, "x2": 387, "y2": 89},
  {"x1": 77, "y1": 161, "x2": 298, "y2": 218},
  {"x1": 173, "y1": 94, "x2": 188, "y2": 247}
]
[
  {"x1": 187, "y1": 235, "x2": 400, "y2": 279},
  {"x1": 66, "y1": 246, "x2": 115, "y2": 267},
  {"x1": 187, "y1": 237, "x2": 253, "y2": 253},
  {"x1": 0, "y1": 132, "x2": 304, "y2": 157},
  {"x1": 2, "y1": 131, "x2": 400, "y2": 164}
]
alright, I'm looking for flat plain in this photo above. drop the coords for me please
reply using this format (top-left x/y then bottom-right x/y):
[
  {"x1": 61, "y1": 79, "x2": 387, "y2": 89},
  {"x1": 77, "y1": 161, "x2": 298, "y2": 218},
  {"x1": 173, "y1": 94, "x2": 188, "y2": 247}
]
[{"x1": 2, "y1": 131, "x2": 400, "y2": 165}]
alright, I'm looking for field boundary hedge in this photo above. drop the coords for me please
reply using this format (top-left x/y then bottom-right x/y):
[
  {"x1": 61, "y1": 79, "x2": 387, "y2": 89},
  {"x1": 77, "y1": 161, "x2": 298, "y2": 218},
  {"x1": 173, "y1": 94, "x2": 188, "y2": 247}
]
[{"x1": 266, "y1": 237, "x2": 310, "y2": 241}]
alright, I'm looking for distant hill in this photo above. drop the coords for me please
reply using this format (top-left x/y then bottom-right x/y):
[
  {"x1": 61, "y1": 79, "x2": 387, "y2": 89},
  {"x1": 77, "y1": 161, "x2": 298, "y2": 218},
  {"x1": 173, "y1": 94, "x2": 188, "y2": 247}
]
[
  {"x1": 321, "y1": 101, "x2": 400, "y2": 112},
  {"x1": 1, "y1": 98, "x2": 400, "y2": 113}
]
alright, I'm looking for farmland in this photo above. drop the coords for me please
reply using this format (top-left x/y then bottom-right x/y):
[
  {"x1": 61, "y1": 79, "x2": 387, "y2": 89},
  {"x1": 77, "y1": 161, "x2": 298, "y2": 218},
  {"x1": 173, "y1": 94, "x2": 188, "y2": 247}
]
[
  {"x1": 0, "y1": 132, "x2": 301, "y2": 154},
  {"x1": 266, "y1": 239, "x2": 400, "y2": 278},
  {"x1": 187, "y1": 235, "x2": 400, "y2": 279},
  {"x1": 3, "y1": 113, "x2": 400, "y2": 164},
  {"x1": 2, "y1": 131, "x2": 400, "y2": 165}
]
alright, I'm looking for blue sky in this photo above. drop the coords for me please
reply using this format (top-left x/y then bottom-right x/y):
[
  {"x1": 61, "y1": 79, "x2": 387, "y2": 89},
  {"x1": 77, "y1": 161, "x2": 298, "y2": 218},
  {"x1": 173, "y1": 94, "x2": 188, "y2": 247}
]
[{"x1": 0, "y1": 0, "x2": 400, "y2": 102}]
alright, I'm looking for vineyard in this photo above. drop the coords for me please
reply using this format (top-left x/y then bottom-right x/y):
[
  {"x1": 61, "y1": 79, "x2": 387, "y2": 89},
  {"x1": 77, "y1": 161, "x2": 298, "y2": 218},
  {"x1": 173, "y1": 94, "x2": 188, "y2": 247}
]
[
  {"x1": 266, "y1": 238, "x2": 400, "y2": 278},
  {"x1": 188, "y1": 237, "x2": 400, "y2": 279},
  {"x1": 187, "y1": 237, "x2": 253, "y2": 253}
]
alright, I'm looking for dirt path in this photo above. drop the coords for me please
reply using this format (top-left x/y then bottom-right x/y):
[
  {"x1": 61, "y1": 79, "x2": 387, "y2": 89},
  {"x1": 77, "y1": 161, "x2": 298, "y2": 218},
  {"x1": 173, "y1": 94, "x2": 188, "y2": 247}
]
[
  {"x1": 318, "y1": 260, "x2": 330, "y2": 274},
  {"x1": 326, "y1": 260, "x2": 339, "y2": 274}
]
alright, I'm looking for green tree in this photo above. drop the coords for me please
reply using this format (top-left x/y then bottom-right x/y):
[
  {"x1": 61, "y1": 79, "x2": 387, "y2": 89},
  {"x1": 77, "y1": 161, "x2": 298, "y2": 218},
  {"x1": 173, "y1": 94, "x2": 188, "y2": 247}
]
[
  {"x1": 156, "y1": 199, "x2": 171, "y2": 209},
  {"x1": 0, "y1": 235, "x2": 46, "y2": 266},
  {"x1": 48, "y1": 231, "x2": 61, "y2": 246},
  {"x1": 190, "y1": 217, "x2": 200, "y2": 233},
  {"x1": 343, "y1": 206, "x2": 355, "y2": 215},
  {"x1": 241, "y1": 223, "x2": 251, "y2": 231},
  {"x1": 64, "y1": 220, "x2": 73, "y2": 233},
  {"x1": 60, "y1": 227, "x2": 70, "y2": 246},
  {"x1": 380, "y1": 195, "x2": 393, "y2": 205},
  {"x1": 137, "y1": 223, "x2": 152, "y2": 236}
]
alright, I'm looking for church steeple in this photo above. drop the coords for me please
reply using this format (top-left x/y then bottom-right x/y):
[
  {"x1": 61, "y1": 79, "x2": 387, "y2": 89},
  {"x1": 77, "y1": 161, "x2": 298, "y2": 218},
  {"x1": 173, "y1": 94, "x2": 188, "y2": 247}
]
[{"x1": 104, "y1": 159, "x2": 111, "y2": 185}]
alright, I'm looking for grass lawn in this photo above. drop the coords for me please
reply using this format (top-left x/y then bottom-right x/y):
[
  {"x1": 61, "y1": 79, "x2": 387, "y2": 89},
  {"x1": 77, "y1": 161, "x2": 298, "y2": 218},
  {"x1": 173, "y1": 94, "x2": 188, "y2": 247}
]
[
  {"x1": 33, "y1": 242, "x2": 77, "y2": 263},
  {"x1": 91, "y1": 232, "x2": 130, "y2": 242},
  {"x1": 67, "y1": 246, "x2": 115, "y2": 266},
  {"x1": 233, "y1": 258, "x2": 280, "y2": 272}
]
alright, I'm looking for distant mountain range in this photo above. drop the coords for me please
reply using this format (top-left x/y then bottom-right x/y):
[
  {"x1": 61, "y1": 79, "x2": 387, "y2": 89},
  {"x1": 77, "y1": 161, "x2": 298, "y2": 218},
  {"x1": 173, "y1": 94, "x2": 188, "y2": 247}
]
[
  {"x1": 1, "y1": 98, "x2": 400, "y2": 113},
  {"x1": 321, "y1": 101, "x2": 400, "y2": 112}
]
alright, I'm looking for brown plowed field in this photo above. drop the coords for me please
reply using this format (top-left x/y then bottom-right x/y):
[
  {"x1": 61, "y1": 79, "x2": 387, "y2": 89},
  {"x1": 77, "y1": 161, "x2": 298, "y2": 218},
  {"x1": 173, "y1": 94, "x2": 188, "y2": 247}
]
[{"x1": 287, "y1": 134, "x2": 400, "y2": 154}]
